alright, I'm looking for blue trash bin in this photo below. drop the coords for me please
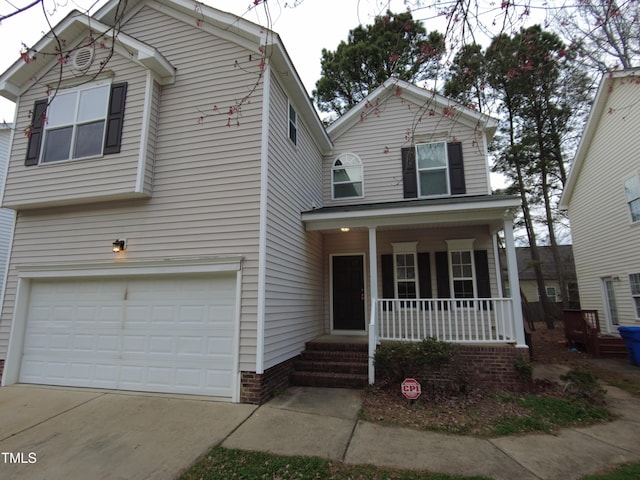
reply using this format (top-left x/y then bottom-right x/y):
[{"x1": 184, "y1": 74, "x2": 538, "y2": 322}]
[{"x1": 618, "y1": 326, "x2": 640, "y2": 366}]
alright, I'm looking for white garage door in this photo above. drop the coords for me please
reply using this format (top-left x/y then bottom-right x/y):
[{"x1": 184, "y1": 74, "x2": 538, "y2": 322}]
[{"x1": 19, "y1": 274, "x2": 237, "y2": 398}]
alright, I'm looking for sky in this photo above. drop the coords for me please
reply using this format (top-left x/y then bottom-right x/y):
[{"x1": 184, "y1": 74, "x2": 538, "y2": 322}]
[{"x1": 0, "y1": 0, "x2": 429, "y2": 123}]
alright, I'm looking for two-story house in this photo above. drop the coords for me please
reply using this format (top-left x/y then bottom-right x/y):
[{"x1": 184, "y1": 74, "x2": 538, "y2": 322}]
[
  {"x1": 560, "y1": 68, "x2": 640, "y2": 334},
  {"x1": 0, "y1": 0, "x2": 526, "y2": 403}
]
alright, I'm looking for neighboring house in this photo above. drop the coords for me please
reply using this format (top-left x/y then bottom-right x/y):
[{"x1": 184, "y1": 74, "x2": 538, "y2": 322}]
[
  {"x1": 0, "y1": 0, "x2": 526, "y2": 403},
  {"x1": 499, "y1": 245, "x2": 580, "y2": 322},
  {"x1": 0, "y1": 124, "x2": 15, "y2": 331},
  {"x1": 560, "y1": 68, "x2": 640, "y2": 334}
]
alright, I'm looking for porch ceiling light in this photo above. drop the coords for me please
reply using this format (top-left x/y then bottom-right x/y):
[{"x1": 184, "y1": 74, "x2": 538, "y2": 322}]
[
  {"x1": 112, "y1": 239, "x2": 126, "y2": 252},
  {"x1": 340, "y1": 227, "x2": 350, "y2": 233}
]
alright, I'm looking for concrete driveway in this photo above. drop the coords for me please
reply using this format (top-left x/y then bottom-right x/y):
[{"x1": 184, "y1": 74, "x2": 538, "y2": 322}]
[{"x1": 0, "y1": 385, "x2": 256, "y2": 480}]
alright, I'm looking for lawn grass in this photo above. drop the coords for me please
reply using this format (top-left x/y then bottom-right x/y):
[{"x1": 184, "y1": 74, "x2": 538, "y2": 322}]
[
  {"x1": 489, "y1": 394, "x2": 613, "y2": 436},
  {"x1": 177, "y1": 446, "x2": 492, "y2": 480},
  {"x1": 581, "y1": 462, "x2": 640, "y2": 479},
  {"x1": 177, "y1": 446, "x2": 640, "y2": 480}
]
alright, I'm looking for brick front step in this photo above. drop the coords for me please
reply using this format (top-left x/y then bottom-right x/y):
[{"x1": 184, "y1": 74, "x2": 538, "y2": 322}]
[
  {"x1": 304, "y1": 341, "x2": 368, "y2": 352},
  {"x1": 294, "y1": 359, "x2": 368, "y2": 375},
  {"x1": 290, "y1": 371, "x2": 368, "y2": 389},
  {"x1": 299, "y1": 350, "x2": 368, "y2": 363},
  {"x1": 291, "y1": 339, "x2": 369, "y2": 389}
]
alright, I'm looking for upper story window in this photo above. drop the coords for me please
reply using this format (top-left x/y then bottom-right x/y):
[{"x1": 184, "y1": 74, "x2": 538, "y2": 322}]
[
  {"x1": 401, "y1": 141, "x2": 466, "y2": 199},
  {"x1": 288, "y1": 103, "x2": 297, "y2": 145},
  {"x1": 624, "y1": 174, "x2": 640, "y2": 223},
  {"x1": 416, "y1": 142, "x2": 449, "y2": 196},
  {"x1": 332, "y1": 153, "x2": 363, "y2": 199},
  {"x1": 25, "y1": 81, "x2": 128, "y2": 166},
  {"x1": 42, "y1": 82, "x2": 110, "y2": 163}
]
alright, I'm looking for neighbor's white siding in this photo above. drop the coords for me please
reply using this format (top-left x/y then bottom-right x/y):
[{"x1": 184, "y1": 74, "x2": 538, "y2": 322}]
[
  {"x1": 325, "y1": 92, "x2": 490, "y2": 205},
  {"x1": 0, "y1": 126, "x2": 15, "y2": 321},
  {"x1": 569, "y1": 77, "x2": 640, "y2": 330},
  {"x1": 262, "y1": 73, "x2": 324, "y2": 369},
  {"x1": 0, "y1": 6, "x2": 266, "y2": 370}
]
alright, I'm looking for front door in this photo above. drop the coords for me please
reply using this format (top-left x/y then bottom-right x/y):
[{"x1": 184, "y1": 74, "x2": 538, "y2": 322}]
[{"x1": 332, "y1": 255, "x2": 365, "y2": 331}]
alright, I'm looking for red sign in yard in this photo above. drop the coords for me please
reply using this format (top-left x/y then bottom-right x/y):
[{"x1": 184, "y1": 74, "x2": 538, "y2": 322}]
[{"x1": 401, "y1": 378, "x2": 422, "y2": 400}]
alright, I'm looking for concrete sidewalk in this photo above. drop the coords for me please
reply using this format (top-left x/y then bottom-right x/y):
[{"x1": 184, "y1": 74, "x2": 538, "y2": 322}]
[
  {"x1": 222, "y1": 382, "x2": 640, "y2": 480},
  {"x1": 2, "y1": 365, "x2": 640, "y2": 480}
]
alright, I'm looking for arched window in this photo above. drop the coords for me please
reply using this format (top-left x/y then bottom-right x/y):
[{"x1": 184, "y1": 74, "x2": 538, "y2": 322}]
[{"x1": 332, "y1": 153, "x2": 363, "y2": 199}]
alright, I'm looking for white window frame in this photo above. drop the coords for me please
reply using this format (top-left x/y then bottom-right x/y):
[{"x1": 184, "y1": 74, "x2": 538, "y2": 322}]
[
  {"x1": 630, "y1": 273, "x2": 640, "y2": 319},
  {"x1": 545, "y1": 286, "x2": 558, "y2": 303},
  {"x1": 446, "y1": 239, "x2": 477, "y2": 299},
  {"x1": 415, "y1": 141, "x2": 449, "y2": 197},
  {"x1": 288, "y1": 101, "x2": 297, "y2": 145},
  {"x1": 624, "y1": 173, "x2": 640, "y2": 223},
  {"x1": 391, "y1": 242, "x2": 418, "y2": 300},
  {"x1": 332, "y1": 153, "x2": 364, "y2": 200},
  {"x1": 41, "y1": 80, "x2": 111, "y2": 163}
]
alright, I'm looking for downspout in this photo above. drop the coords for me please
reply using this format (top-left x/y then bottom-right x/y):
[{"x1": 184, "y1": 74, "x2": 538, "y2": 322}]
[{"x1": 256, "y1": 66, "x2": 271, "y2": 375}]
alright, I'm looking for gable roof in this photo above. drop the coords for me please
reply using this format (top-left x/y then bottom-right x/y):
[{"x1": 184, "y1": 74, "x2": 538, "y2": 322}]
[
  {"x1": 0, "y1": 0, "x2": 331, "y2": 152},
  {"x1": 0, "y1": 10, "x2": 176, "y2": 101},
  {"x1": 327, "y1": 78, "x2": 499, "y2": 143},
  {"x1": 559, "y1": 68, "x2": 640, "y2": 210}
]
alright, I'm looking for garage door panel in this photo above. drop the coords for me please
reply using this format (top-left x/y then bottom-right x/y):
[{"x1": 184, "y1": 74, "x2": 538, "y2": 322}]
[{"x1": 19, "y1": 274, "x2": 237, "y2": 398}]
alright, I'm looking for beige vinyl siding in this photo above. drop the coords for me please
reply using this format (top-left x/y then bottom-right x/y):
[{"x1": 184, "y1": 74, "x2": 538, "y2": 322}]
[
  {"x1": 569, "y1": 78, "x2": 640, "y2": 330},
  {"x1": 322, "y1": 227, "x2": 498, "y2": 330},
  {"x1": 0, "y1": 7, "x2": 266, "y2": 370},
  {"x1": 141, "y1": 80, "x2": 162, "y2": 196},
  {"x1": 262, "y1": 74, "x2": 324, "y2": 369},
  {"x1": 325, "y1": 93, "x2": 489, "y2": 205},
  {"x1": 3, "y1": 47, "x2": 148, "y2": 209}
]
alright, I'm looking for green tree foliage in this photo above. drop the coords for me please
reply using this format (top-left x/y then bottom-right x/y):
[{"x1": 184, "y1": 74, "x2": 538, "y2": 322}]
[
  {"x1": 313, "y1": 10, "x2": 445, "y2": 118},
  {"x1": 445, "y1": 25, "x2": 592, "y2": 326}
]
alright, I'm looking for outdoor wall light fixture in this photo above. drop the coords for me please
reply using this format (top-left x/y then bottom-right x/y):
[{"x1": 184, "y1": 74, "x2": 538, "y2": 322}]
[
  {"x1": 340, "y1": 227, "x2": 350, "y2": 233},
  {"x1": 112, "y1": 239, "x2": 126, "y2": 252}
]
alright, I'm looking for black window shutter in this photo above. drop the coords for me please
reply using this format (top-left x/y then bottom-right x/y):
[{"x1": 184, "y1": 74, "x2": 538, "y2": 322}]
[
  {"x1": 435, "y1": 251, "x2": 450, "y2": 298},
  {"x1": 25, "y1": 99, "x2": 48, "y2": 166},
  {"x1": 447, "y1": 142, "x2": 466, "y2": 195},
  {"x1": 417, "y1": 252, "x2": 432, "y2": 298},
  {"x1": 103, "y1": 82, "x2": 128, "y2": 155},
  {"x1": 381, "y1": 254, "x2": 395, "y2": 311},
  {"x1": 401, "y1": 147, "x2": 417, "y2": 198},
  {"x1": 474, "y1": 250, "x2": 491, "y2": 298}
]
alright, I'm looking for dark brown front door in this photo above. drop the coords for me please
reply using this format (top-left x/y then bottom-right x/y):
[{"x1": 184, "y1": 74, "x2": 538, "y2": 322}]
[{"x1": 332, "y1": 255, "x2": 365, "y2": 331}]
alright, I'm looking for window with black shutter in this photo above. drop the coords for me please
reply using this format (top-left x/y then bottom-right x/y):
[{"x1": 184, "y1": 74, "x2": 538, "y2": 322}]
[
  {"x1": 25, "y1": 81, "x2": 127, "y2": 165},
  {"x1": 400, "y1": 141, "x2": 466, "y2": 197}
]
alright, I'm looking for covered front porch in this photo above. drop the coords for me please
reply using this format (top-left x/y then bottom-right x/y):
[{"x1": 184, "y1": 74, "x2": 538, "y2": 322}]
[{"x1": 301, "y1": 196, "x2": 528, "y2": 383}]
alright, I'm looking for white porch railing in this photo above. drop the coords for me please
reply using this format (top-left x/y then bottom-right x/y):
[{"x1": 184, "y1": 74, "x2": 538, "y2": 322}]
[{"x1": 377, "y1": 298, "x2": 517, "y2": 343}]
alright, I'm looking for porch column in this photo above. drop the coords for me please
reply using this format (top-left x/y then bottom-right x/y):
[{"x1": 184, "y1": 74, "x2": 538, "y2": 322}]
[
  {"x1": 368, "y1": 226, "x2": 378, "y2": 384},
  {"x1": 504, "y1": 216, "x2": 527, "y2": 348}
]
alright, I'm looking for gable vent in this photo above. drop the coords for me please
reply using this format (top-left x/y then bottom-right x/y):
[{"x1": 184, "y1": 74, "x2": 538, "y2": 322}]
[{"x1": 72, "y1": 47, "x2": 93, "y2": 70}]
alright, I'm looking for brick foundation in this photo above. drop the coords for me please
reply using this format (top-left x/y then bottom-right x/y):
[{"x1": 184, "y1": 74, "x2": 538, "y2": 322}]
[
  {"x1": 240, "y1": 357, "x2": 297, "y2": 404},
  {"x1": 376, "y1": 343, "x2": 530, "y2": 393},
  {"x1": 458, "y1": 344, "x2": 530, "y2": 391}
]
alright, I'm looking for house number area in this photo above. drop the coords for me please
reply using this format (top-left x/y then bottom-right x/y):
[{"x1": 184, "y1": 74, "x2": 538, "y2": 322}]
[{"x1": 1, "y1": 452, "x2": 37, "y2": 464}]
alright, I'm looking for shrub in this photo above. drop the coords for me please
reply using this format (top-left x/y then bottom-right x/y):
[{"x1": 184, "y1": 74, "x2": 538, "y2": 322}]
[
  {"x1": 374, "y1": 337, "x2": 467, "y2": 393},
  {"x1": 560, "y1": 367, "x2": 607, "y2": 405},
  {"x1": 514, "y1": 356, "x2": 534, "y2": 383}
]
